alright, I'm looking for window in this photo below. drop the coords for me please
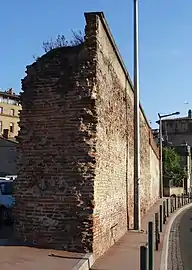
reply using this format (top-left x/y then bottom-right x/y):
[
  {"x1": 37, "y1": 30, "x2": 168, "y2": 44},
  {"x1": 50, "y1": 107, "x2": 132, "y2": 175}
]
[
  {"x1": 0, "y1": 121, "x2": 2, "y2": 133},
  {"x1": 10, "y1": 122, "x2": 14, "y2": 133},
  {"x1": 8, "y1": 99, "x2": 18, "y2": 105},
  {"x1": 0, "y1": 107, "x2": 3, "y2": 114},
  {"x1": 10, "y1": 109, "x2": 14, "y2": 116},
  {"x1": 0, "y1": 182, "x2": 13, "y2": 195},
  {"x1": 0, "y1": 96, "x2": 18, "y2": 105}
]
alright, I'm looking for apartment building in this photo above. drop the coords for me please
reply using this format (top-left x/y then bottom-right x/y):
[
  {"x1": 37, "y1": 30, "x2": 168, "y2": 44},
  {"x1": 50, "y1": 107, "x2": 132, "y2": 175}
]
[
  {"x1": 0, "y1": 88, "x2": 21, "y2": 138},
  {"x1": 153, "y1": 110, "x2": 192, "y2": 193}
]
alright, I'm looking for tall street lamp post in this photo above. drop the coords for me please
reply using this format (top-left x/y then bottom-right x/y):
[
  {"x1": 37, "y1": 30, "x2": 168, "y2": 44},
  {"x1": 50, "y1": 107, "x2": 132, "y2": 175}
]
[
  {"x1": 133, "y1": 0, "x2": 140, "y2": 231},
  {"x1": 158, "y1": 111, "x2": 180, "y2": 198}
]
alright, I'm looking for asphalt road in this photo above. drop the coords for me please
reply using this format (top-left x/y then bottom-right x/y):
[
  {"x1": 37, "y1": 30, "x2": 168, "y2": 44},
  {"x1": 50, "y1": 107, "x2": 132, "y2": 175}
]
[{"x1": 179, "y1": 207, "x2": 192, "y2": 270}]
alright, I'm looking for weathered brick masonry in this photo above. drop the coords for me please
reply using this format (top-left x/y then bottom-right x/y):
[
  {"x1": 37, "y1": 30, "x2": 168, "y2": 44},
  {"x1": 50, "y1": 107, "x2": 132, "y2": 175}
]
[
  {"x1": 14, "y1": 12, "x2": 159, "y2": 259},
  {"x1": 14, "y1": 44, "x2": 96, "y2": 251},
  {"x1": 91, "y1": 12, "x2": 159, "y2": 256}
]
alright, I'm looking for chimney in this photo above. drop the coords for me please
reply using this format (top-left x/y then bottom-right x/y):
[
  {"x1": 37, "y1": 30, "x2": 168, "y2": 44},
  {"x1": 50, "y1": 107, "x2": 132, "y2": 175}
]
[
  {"x1": 188, "y1": 109, "x2": 192, "y2": 118},
  {"x1": 7, "y1": 88, "x2": 13, "y2": 95},
  {"x1": 3, "y1": 129, "x2": 9, "y2": 139}
]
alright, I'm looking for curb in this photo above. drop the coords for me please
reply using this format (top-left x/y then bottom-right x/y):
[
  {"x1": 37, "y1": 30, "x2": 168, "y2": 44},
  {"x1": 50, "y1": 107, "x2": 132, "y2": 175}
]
[
  {"x1": 160, "y1": 202, "x2": 192, "y2": 270},
  {"x1": 72, "y1": 253, "x2": 95, "y2": 270}
]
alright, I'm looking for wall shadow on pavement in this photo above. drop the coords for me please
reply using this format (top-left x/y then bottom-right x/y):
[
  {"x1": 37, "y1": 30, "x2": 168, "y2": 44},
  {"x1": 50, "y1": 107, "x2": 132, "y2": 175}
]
[{"x1": 0, "y1": 223, "x2": 91, "y2": 268}]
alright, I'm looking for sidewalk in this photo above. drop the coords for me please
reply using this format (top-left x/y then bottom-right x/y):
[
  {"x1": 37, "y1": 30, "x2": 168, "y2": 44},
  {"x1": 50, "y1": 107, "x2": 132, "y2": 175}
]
[
  {"x1": 0, "y1": 226, "x2": 87, "y2": 270},
  {"x1": 91, "y1": 199, "x2": 166, "y2": 270},
  {"x1": 0, "y1": 198, "x2": 173, "y2": 270},
  {"x1": 0, "y1": 245, "x2": 86, "y2": 270}
]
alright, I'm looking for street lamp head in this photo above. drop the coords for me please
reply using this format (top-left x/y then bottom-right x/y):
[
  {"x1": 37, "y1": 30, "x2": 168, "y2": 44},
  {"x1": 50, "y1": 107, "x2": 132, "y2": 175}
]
[{"x1": 159, "y1": 111, "x2": 180, "y2": 119}]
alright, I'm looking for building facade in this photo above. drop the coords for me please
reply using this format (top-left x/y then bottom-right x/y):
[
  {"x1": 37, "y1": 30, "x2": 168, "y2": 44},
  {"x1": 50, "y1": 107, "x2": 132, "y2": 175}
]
[
  {"x1": 160, "y1": 110, "x2": 192, "y2": 192},
  {"x1": 0, "y1": 136, "x2": 18, "y2": 176},
  {"x1": 0, "y1": 88, "x2": 21, "y2": 138},
  {"x1": 162, "y1": 110, "x2": 192, "y2": 146}
]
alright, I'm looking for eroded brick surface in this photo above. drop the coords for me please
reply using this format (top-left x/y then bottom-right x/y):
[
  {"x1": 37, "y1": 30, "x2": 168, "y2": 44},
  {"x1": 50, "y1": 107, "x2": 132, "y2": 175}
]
[{"x1": 14, "y1": 43, "x2": 97, "y2": 252}]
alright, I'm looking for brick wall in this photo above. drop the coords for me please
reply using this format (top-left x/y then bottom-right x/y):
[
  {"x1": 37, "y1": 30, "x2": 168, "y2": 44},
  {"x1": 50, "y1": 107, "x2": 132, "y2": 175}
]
[
  {"x1": 85, "y1": 12, "x2": 160, "y2": 257},
  {"x1": 14, "y1": 12, "x2": 159, "y2": 259}
]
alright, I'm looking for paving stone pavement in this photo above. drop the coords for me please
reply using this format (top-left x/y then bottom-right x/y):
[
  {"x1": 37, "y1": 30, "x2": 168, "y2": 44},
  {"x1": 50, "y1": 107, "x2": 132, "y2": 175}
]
[{"x1": 167, "y1": 210, "x2": 185, "y2": 270}]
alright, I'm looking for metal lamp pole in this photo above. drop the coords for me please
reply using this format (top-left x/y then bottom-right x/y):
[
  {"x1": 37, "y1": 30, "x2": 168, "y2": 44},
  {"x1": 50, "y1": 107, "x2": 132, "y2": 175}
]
[
  {"x1": 158, "y1": 114, "x2": 163, "y2": 198},
  {"x1": 158, "y1": 112, "x2": 180, "y2": 198},
  {"x1": 133, "y1": 0, "x2": 141, "y2": 230}
]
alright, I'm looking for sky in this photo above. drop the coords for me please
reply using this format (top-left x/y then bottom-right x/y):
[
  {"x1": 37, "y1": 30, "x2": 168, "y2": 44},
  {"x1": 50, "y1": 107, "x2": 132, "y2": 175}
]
[{"x1": 0, "y1": 0, "x2": 191, "y2": 127}]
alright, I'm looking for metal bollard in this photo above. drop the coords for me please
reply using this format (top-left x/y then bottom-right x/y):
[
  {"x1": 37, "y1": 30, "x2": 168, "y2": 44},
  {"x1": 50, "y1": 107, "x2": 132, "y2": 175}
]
[
  {"x1": 178, "y1": 196, "x2": 180, "y2": 208},
  {"x1": 182, "y1": 193, "x2": 184, "y2": 206},
  {"x1": 166, "y1": 198, "x2": 169, "y2": 218},
  {"x1": 159, "y1": 205, "x2": 163, "y2": 232},
  {"x1": 188, "y1": 192, "x2": 190, "y2": 204},
  {"x1": 172, "y1": 197, "x2": 174, "y2": 212},
  {"x1": 155, "y1": 213, "x2": 159, "y2": 250},
  {"x1": 163, "y1": 201, "x2": 166, "y2": 224},
  {"x1": 140, "y1": 245, "x2": 148, "y2": 270},
  {"x1": 175, "y1": 196, "x2": 177, "y2": 210},
  {"x1": 148, "y1": 221, "x2": 154, "y2": 270},
  {"x1": 173, "y1": 197, "x2": 175, "y2": 212},
  {"x1": 170, "y1": 197, "x2": 173, "y2": 213}
]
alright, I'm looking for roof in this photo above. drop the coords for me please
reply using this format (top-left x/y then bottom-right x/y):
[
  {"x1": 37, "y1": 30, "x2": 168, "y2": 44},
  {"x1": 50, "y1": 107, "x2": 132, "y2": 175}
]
[
  {"x1": 155, "y1": 116, "x2": 192, "y2": 125},
  {"x1": 161, "y1": 116, "x2": 192, "y2": 122},
  {"x1": 0, "y1": 91, "x2": 20, "y2": 100}
]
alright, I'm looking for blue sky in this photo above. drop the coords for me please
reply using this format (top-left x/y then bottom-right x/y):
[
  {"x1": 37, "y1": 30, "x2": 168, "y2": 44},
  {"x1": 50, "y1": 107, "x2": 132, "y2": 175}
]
[{"x1": 0, "y1": 1, "x2": 191, "y2": 127}]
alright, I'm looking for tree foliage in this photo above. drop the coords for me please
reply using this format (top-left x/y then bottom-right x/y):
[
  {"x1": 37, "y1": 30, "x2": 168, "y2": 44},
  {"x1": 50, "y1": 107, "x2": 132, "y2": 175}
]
[
  {"x1": 163, "y1": 147, "x2": 187, "y2": 187},
  {"x1": 42, "y1": 30, "x2": 84, "y2": 53}
]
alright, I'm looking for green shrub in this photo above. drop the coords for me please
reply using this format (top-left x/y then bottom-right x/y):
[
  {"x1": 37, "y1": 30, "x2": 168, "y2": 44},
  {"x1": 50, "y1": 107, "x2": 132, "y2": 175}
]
[{"x1": 163, "y1": 147, "x2": 187, "y2": 187}]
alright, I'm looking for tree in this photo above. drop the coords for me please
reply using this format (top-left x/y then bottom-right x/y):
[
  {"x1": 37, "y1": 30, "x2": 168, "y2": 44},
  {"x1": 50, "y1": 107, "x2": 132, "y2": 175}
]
[{"x1": 163, "y1": 147, "x2": 187, "y2": 187}]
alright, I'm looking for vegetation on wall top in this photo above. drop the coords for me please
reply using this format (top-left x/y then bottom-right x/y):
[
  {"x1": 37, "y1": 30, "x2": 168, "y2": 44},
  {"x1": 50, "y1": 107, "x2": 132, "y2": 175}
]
[{"x1": 42, "y1": 30, "x2": 84, "y2": 53}]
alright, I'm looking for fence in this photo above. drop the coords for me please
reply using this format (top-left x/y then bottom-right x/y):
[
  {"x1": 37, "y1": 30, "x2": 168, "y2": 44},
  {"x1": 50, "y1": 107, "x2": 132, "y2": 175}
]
[{"x1": 140, "y1": 192, "x2": 192, "y2": 270}]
